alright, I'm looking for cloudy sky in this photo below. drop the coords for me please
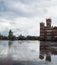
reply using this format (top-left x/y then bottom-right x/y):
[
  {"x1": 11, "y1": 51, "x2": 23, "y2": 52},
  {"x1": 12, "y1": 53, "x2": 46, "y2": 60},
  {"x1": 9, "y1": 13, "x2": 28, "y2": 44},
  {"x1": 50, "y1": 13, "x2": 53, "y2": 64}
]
[{"x1": 0, "y1": 0, "x2": 57, "y2": 36}]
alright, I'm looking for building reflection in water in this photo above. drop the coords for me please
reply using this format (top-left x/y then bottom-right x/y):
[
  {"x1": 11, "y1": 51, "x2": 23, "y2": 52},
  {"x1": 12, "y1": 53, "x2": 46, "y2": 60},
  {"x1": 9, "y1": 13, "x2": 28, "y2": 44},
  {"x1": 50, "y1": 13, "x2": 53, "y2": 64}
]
[
  {"x1": 7, "y1": 41, "x2": 13, "y2": 61},
  {"x1": 39, "y1": 41, "x2": 57, "y2": 62},
  {"x1": 8, "y1": 41, "x2": 13, "y2": 48},
  {"x1": 39, "y1": 41, "x2": 51, "y2": 62}
]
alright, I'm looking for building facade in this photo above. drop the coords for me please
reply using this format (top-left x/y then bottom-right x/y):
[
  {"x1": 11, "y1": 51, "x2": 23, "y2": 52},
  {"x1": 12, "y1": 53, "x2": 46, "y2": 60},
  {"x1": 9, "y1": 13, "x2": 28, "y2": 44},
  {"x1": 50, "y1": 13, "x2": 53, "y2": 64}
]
[{"x1": 40, "y1": 19, "x2": 57, "y2": 41}]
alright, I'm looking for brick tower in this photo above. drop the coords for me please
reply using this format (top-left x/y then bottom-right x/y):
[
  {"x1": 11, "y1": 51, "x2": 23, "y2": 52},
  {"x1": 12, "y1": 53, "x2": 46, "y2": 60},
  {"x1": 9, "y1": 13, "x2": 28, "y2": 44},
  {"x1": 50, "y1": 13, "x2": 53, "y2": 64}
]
[{"x1": 40, "y1": 22, "x2": 45, "y2": 40}]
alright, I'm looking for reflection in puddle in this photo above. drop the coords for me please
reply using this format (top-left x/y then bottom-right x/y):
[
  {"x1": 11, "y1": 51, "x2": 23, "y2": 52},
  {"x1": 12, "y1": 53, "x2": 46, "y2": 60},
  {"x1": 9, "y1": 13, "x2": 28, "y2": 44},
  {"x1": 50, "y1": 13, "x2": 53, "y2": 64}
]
[
  {"x1": 40, "y1": 41, "x2": 57, "y2": 62},
  {"x1": 0, "y1": 41, "x2": 57, "y2": 65}
]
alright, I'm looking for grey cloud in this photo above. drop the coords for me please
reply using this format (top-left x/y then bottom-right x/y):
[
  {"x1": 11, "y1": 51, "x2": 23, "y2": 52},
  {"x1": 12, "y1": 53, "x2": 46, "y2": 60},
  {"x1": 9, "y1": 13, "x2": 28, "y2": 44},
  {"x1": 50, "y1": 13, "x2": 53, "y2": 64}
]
[
  {"x1": 0, "y1": 0, "x2": 57, "y2": 36},
  {"x1": 0, "y1": 0, "x2": 50, "y2": 18},
  {"x1": 0, "y1": 0, "x2": 56, "y2": 18}
]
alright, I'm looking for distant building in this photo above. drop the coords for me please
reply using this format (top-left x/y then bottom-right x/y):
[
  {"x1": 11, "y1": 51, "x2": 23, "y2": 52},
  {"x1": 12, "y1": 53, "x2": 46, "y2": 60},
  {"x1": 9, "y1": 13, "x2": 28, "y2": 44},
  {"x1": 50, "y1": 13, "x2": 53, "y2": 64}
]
[{"x1": 40, "y1": 18, "x2": 57, "y2": 41}]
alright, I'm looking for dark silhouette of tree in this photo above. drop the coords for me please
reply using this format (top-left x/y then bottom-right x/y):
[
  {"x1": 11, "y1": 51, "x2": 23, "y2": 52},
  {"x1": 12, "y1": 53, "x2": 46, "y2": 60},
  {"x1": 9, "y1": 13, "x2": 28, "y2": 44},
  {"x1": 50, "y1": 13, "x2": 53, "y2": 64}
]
[{"x1": 17, "y1": 34, "x2": 25, "y2": 40}]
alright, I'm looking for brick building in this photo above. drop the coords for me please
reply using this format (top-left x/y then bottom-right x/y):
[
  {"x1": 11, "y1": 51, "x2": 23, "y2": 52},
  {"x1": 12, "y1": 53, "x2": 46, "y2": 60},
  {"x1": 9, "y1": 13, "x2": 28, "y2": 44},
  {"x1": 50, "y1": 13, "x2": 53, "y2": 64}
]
[{"x1": 40, "y1": 18, "x2": 57, "y2": 41}]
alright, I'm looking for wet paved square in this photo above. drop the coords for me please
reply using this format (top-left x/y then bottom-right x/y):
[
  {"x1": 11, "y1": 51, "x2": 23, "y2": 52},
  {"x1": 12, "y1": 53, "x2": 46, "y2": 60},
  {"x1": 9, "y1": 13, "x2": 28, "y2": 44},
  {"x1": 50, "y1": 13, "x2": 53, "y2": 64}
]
[{"x1": 0, "y1": 40, "x2": 57, "y2": 65}]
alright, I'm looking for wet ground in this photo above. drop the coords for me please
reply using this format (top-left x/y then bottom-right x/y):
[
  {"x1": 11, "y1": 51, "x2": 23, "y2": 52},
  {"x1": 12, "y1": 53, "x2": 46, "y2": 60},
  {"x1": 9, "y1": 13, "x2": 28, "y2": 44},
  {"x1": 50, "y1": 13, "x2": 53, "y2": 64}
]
[{"x1": 0, "y1": 40, "x2": 57, "y2": 65}]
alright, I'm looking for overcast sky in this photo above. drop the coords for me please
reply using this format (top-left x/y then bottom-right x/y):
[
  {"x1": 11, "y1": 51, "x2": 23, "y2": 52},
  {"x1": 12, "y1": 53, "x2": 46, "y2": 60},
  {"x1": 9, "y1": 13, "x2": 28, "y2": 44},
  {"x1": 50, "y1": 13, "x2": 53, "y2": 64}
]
[{"x1": 0, "y1": 0, "x2": 57, "y2": 36}]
